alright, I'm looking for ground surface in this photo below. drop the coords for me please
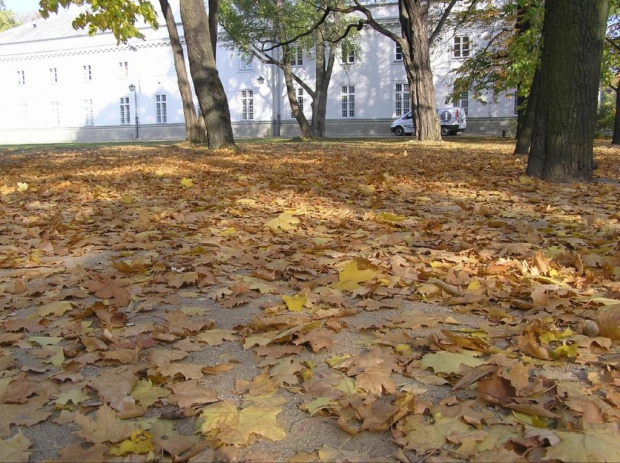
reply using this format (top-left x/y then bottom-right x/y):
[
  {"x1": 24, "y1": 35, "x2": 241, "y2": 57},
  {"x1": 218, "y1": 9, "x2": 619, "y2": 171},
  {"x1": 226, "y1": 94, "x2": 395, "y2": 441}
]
[{"x1": 0, "y1": 137, "x2": 619, "y2": 462}]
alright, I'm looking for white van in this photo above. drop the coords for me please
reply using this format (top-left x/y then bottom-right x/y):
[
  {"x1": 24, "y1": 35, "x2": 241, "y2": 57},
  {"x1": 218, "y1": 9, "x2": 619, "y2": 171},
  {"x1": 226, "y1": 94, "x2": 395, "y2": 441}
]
[{"x1": 391, "y1": 107, "x2": 467, "y2": 137}]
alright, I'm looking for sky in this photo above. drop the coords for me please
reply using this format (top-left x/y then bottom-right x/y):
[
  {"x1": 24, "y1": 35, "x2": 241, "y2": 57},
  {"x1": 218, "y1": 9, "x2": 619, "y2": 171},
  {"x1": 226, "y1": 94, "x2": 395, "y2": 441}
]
[{"x1": 4, "y1": 0, "x2": 41, "y2": 13}]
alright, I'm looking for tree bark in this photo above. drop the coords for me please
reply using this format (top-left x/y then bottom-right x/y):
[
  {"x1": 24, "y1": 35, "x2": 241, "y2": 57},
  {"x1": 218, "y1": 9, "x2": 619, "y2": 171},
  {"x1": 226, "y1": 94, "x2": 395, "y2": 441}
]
[
  {"x1": 399, "y1": 0, "x2": 441, "y2": 141},
  {"x1": 179, "y1": 0, "x2": 235, "y2": 150},
  {"x1": 527, "y1": 0, "x2": 608, "y2": 180},
  {"x1": 159, "y1": 0, "x2": 206, "y2": 144},
  {"x1": 208, "y1": 0, "x2": 218, "y2": 61},
  {"x1": 514, "y1": 68, "x2": 540, "y2": 155},
  {"x1": 310, "y1": 40, "x2": 336, "y2": 137},
  {"x1": 282, "y1": 46, "x2": 314, "y2": 138},
  {"x1": 612, "y1": 86, "x2": 620, "y2": 144}
]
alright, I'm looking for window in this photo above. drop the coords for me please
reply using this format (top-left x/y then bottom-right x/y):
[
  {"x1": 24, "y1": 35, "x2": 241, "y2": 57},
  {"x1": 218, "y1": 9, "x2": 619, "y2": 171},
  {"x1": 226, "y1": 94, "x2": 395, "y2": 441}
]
[
  {"x1": 120, "y1": 97, "x2": 131, "y2": 124},
  {"x1": 342, "y1": 46, "x2": 355, "y2": 65},
  {"x1": 456, "y1": 91, "x2": 469, "y2": 115},
  {"x1": 291, "y1": 47, "x2": 303, "y2": 66},
  {"x1": 453, "y1": 36, "x2": 470, "y2": 58},
  {"x1": 395, "y1": 83, "x2": 410, "y2": 117},
  {"x1": 239, "y1": 59, "x2": 253, "y2": 71},
  {"x1": 241, "y1": 90, "x2": 254, "y2": 120},
  {"x1": 156, "y1": 94, "x2": 167, "y2": 123},
  {"x1": 83, "y1": 64, "x2": 92, "y2": 81},
  {"x1": 119, "y1": 61, "x2": 129, "y2": 78},
  {"x1": 341, "y1": 85, "x2": 355, "y2": 118},
  {"x1": 395, "y1": 43, "x2": 403, "y2": 61},
  {"x1": 84, "y1": 99, "x2": 94, "y2": 126},
  {"x1": 17, "y1": 70, "x2": 25, "y2": 86},
  {"x1": 49, "y1": 67, "x2": 57, "y2": 84},
  {"x1": 291, "y1": 88, "x2": 304, "y2": 118},
  {"x1": 51, "y1": 101, "x2": 60, "y2": 126},
  {"x1": 513, "y1": 92, "x2": 519, "y2": 115}
]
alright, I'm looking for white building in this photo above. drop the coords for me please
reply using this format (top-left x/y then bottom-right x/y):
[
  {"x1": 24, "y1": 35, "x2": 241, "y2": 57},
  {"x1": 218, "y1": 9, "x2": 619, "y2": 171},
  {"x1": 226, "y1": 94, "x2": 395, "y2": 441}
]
[{"x1": 0, "y1": 1, "x2": 517, "y2": 144}]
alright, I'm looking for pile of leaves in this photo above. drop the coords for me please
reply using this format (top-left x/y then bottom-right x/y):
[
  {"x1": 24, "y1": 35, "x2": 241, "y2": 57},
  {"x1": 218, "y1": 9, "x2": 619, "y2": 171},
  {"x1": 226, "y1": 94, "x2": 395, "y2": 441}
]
[{"x1": 0, "y1": 137, "x2": 619, "y2": 462}]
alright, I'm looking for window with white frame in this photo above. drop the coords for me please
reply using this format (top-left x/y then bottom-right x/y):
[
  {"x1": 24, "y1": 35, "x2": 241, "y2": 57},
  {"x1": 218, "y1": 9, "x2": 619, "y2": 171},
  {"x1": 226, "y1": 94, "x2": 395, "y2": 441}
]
[
  {"x1": 17, "y1": 70, "x2": 25, "y2": 86},
  {"x1": 51, "y1": 101, "x2": 60, "y2": 126},
  {"x1": 453, "y1": 36, "x2": 470, "y2": 58},
  {"x1": 49, "y1": 67, "x2": 57, "y2": 84},
  {"x1": 84, "y1": 99, "x2": 94, "y2": 126},
  {"x1": 395, "y1": 83, "x2": 410, "y2": 117},
  {"x1": 156, "y1": 94, "x2": 167, "y2": 123},
  {"x1": 341, "y1": 45, "x2": 355, "y2": 65},
  {"x1": 241, "y1": 90, "x2": 254, "y2": 120},
  {"x1": 395, "y1": 43, "x2": 403, "y2": 61},
  {"x1": 291, "y1": 87, "x2": 304, "y2": 118},
  {"x1": 119, "y1": 61, "x2": 129, "y2": 78},
  {"x1": 291, "y1": 47, "x2": 303, "y2": 66},
  {"x1": 341, "y1": 85, "x2": 355, "y2": 118},
  {"x1": 120, "y1": 97, "x2": 131, "y2": 124},
  {"x1": 239, "y1": 58, "x2": 254, "y2": 71},
  {"x1": 456, "y1": 91, "x2": 469, "y2": 115},
  {"x1": 83, "y1": 64, "x2": 92, "y2": 81}
]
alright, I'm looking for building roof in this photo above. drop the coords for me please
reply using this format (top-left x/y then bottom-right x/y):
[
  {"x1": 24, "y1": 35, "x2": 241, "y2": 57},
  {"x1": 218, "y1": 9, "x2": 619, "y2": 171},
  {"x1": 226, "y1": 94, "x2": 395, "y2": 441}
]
[{"x1": 0, "y1": 7, "x2": 89, "y2": 44}]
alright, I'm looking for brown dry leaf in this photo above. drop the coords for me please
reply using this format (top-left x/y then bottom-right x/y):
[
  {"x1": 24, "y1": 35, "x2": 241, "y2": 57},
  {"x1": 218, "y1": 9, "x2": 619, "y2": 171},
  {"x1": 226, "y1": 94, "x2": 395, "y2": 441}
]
[
  {"x1": 294, "y1": 328, "x2": 335, "y2": 352},
  {"x1": 0, "y1": 396, "x2": 52, "y2": 437},
  {"x1": 197, "y1": 399, "x2": 286, "y2": 445},
  {"x1": 169, "y1": 380, "x2": 218, "y2": 409},
  {"x1": 0, "y1": 431, "x2": 32, "y2": 463},
  {"x1": 355, "y1": 367, "x2": 396, "y2": 396},
  {"x1": 195, "y1": 329, "x2": 238, "y2": 346},
  {"x1": 394, "y1": 414, "x2": 471, "y2": 453},
  {"x1": 56, "y1": 443, "x2": 108, "y2": 462},
  {"x1": 158, "y1": 363, "x2": 204, "y2": 381},
  {"x1": 545, "y1": 423, "x2": 620, "y2": 462},
  {"x1": 74, "y1": 405, "x2": 136, "y2": 444}
]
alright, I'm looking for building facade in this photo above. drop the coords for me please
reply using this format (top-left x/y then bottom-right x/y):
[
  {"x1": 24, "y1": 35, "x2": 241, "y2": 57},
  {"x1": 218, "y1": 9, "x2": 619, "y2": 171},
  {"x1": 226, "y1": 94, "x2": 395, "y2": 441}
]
[{"x1": 0, "y1": 2, "x2": 517, "y2": 144}]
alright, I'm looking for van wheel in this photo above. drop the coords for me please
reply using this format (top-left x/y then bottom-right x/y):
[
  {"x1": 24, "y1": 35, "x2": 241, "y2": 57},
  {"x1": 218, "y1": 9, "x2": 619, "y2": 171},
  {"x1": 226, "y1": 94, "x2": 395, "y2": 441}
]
[
  {"x1": 394, "y1": 126, "x2": 405, "y2": 136},
  {"x1": 441, "y1": 127, "x2": 450, "y2": 136}
]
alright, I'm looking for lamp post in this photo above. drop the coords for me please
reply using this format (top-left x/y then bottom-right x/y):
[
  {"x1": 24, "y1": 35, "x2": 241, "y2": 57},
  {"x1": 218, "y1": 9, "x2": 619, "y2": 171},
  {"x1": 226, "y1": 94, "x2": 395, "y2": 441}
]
[{"x1": 128, "y1": 84, "x2": 139, "y2": 139}]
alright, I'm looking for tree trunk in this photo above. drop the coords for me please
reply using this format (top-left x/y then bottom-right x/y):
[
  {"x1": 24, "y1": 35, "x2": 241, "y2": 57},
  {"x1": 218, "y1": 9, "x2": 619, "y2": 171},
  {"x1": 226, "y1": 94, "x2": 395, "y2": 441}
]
[
  {"x1": 311, "y1": 41, "x2": 335, "y2": 138},
  {"x1": 282, "y1": 47, "x2": 314, "y2": 138},
  {"x1": 612, "y1": 86, "x2": 620, "y2": 145},
  {"x1": 399, "y1": 0, "x2": 441, "y2": 141},
  {"x1": 514, "y1": 68, "x2": 540, "y2": 155},
  {"x1": 527, "y1": 0, "x2": 608, "y2": 180},
  {"x1": 179, "y1": 0, "x2": 235, "y2": 150},
  {"x1": 208, "y1": 0, "x2": 218, "y2": 61},
  {"x1": 159, "y1": 0, "x2": 206, "y2": 144}
]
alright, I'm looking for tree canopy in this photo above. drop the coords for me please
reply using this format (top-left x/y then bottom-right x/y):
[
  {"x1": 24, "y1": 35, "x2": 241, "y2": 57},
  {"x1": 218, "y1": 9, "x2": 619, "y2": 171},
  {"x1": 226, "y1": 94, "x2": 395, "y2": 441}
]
[{"x1": 0, "y1": 0, "x2": 20, "y2": 31}]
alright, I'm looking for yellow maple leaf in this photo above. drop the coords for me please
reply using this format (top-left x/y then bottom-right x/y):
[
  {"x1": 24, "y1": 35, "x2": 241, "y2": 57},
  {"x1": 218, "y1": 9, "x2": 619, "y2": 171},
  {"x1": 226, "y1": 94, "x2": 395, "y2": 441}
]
[
  {"x1": 333, "y1": 258, "x2": 379, "y2": 291},
  {"x1": 197, "y1": 400, "x2": 286, "y2": 445},
  {"x1": 16, "y1": 182, "x2": 28, "y2": 192},
  {"x1": 375, "y1": 212, "x2": 406, "y2": 225},
  {"x1": 265, "y1": 212, "x2": 300, "y2": 233},
  {"x1": 109, "y1": 429, "x2": 154, "y2": 456},
  {"x1": 282, "y1": 292, "x2": 308, "y2": 312},
  {"x1": 181, "y1": 178, "x2": 194, "y2": 188}
]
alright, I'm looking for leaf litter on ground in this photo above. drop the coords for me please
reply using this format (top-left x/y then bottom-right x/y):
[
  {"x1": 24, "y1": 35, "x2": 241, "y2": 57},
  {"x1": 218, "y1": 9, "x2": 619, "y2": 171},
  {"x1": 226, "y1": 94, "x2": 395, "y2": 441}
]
[{"x1": 0, "y1": 138, "x2": 619, "y2": 462}]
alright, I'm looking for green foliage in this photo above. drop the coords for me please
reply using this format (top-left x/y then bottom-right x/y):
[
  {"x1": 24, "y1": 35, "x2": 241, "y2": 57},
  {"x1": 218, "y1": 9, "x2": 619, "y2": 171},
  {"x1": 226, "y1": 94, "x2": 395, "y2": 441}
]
[
  {"x1": 451, "y1": 0, "x2": 543, "y2": 103},
  {"x1": 0, "y1": 0, "x2": 20, "y2": 31},
  {"x1": 219, "y1": 0, "x2": 358, "y2": 61},
  {"x1": 38, "y1": 0, "x2": 158, "y2": 43},
  {"x1": 597, "y1": 88, "x2": 616, "y2": 136}
]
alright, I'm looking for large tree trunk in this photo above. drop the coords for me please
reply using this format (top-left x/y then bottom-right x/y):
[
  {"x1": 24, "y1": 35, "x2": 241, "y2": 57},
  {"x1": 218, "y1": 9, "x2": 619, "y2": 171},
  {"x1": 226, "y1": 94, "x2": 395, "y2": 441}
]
[
  {"x1": 179, "y1": 0, "x2": 235, "y2": 150},
  {"x1": 527, "y1": 0, "x2": 608, "y2": 180},
  {"x1": 282, "y1": 47, "x2": 314, "y2": 138},
  {"x1": 514, "y1": 68, "x2": 541, "y2": 155},
  {"x1": 159, "y1": 0, "x2": 206, "y2": 144},
  {"x1": 208, "y1": 0, "x2": 218, "y2": 61},
  {"x1": 311, "y1": 41, "x2": 335, "y2": 138},
  {"x1": 612, "y1": 86, "x2": 620, "y2": 145},
  {"x1": 399, "y1": 0, "x2": 441, "y2": 142}
]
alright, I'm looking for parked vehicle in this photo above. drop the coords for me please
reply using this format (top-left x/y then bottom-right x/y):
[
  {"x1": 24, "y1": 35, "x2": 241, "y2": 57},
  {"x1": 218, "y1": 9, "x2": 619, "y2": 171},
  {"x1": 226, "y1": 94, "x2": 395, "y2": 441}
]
[{"x1": 391, "y1": 107, "x2": 467, "y2": 136}]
